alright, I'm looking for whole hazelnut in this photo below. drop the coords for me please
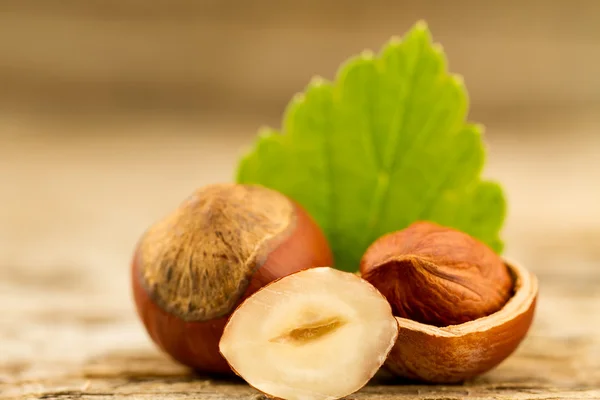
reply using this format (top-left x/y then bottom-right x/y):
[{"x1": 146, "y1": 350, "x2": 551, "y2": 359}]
[
  {"x1": 360, "y1": 221, "x2": 538, "y2": 383},
  {"x1": 131, "y1": 183, "x2": 333, "y2": 374}
]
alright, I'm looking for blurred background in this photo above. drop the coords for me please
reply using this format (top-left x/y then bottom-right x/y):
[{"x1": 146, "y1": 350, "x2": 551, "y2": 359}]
[{"x1": 1, "y1": 0, "x2": 599, "y2": 374}]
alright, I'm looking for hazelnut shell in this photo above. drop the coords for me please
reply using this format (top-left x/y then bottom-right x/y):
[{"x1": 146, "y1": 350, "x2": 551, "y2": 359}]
[
  {"x1": 384, "y1": 259, "x2": 538, "y2": 383},
  {"x1": 131, "y1": 184, "x2": 333, "y2": 373}
]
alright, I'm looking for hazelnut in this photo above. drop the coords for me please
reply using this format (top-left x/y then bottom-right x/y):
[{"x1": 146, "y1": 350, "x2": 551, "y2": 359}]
[
  {"x1": 360, "y1": 221, "x2": 538, "y2": 383},
  {"x1": 219, "y1": 267, "x2": 399, "y2": 400},
  {"x1": 360, "y1": 221, "x2": 513, "y2": 326},
  {"x1": 131, "y1": 183, "x2": 333, "y2": 373}
]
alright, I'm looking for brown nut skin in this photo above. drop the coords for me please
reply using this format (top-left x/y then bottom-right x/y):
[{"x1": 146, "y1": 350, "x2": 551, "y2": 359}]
[
  {"x1": 131, "y1": 183, "x2": 333, "y2": 374},
  {"x1": 360, "y1": 221, "x2": 513, "y2": 327},
  {"x1": 384, "y1": 260, "x2": 537, "y2": 383}
]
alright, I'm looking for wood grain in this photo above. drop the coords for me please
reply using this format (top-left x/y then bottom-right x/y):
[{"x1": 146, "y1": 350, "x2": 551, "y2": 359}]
[
  {"x1": 1, "y1": 0, "x2": 600, "y2": 116},
  {"x1": 1, "y1": 112, "x2": 600, "y2": 399}
]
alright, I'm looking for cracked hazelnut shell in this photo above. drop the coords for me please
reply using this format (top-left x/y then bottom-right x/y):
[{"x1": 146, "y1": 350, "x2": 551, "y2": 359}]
[
  {"x1": 131, "y1": 183, "x2": 333, "y2": 373},
  {"x1": 384, "y1": 260, "x2": 537, "y2": 383},
  {"x1": 360, "y1": 221, "x2": 538, "y2": 383}
]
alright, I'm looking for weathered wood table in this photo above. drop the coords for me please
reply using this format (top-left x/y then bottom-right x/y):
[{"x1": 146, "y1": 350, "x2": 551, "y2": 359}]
[{"x1": 2, "y1": 114, "x2": 599, "y2": 399}]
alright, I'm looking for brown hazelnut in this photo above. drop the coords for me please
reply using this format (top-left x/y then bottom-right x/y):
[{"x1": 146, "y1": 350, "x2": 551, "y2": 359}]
[
  {"x1": 360, "y1": 221, "x2": 538, "y2": 383},
  {"x1": 131, "y1": 183, "x2": 333, "y2": 374},
  {"x1": 360, "y1": 221, "x2": 513, "y2": 326}
]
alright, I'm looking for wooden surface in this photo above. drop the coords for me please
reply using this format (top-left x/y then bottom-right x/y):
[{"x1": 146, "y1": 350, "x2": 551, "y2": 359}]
[
  {"x1": 2, "y1": 0, "x2": 600, "y2": 116},
  {"x1": 1, "y1": 110, "x2": 600, "y2": 399}
]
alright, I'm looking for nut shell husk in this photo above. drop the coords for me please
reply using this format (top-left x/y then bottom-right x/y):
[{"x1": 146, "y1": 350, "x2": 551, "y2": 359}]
[{"x1": 384, "y1": 259, "x2": 537, "y2": 383}]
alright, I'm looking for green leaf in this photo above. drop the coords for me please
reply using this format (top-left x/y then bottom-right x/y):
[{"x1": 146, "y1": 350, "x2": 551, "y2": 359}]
[{"x1": 236, "y1": 21, "x2": 506, "y2": 271}]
